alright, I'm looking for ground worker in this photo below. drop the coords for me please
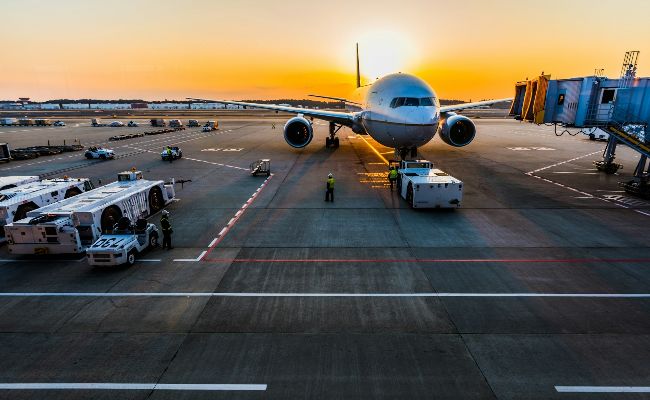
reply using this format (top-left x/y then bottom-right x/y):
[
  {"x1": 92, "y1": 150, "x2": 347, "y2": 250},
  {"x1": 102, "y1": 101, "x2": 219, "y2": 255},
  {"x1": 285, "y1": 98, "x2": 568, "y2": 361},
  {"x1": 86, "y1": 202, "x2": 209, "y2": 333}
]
[
  {"x1": 388, "y1": 166, "x2": 398, "y2": 191},
  {"x1": 325, "y1": 173, "x2": 335, "y2": 202},
  {"x1": 272, "y1": 123, "x2": 276, "y2": 129},
  {"x1": 160, "y1": 210, "x2": 173, "y2": 250},
  {"x1": 166, "y1": 146, "x2": 173, "y2": 163}
]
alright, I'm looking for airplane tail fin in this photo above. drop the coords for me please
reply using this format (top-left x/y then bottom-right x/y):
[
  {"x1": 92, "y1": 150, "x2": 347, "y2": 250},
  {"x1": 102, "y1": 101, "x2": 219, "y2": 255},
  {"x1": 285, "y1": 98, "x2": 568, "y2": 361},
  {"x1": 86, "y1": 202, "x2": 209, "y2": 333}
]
[{"x1": 356, "y1": 43, "x2": 361, "y2": 88}]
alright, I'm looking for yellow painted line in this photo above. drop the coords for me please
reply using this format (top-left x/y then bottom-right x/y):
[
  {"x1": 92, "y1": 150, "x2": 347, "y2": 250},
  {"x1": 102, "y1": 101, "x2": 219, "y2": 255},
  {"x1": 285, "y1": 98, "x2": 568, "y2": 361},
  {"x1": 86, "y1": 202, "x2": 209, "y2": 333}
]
[{"x1": 358, "y1": 135, "x2": 389, "y2": 165}]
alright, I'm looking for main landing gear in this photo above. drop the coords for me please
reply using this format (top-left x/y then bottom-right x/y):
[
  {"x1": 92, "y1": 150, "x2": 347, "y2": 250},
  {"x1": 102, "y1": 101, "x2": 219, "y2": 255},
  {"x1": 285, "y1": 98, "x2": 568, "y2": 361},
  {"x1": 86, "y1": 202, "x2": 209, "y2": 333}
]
[
  {"x1": 396, "y1": 146, "x2": 418, "y2": 160},
  {"x1": 326, "y1": 122, "x2": 341, "y2": 148}
]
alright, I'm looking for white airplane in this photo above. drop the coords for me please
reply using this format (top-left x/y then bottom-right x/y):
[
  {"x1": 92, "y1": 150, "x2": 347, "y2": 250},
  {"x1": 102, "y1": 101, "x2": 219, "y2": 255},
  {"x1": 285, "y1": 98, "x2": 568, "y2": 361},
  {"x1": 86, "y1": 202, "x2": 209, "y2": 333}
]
[{"x1": 189, "y1": 45, "x2": 511, "y2": 159}]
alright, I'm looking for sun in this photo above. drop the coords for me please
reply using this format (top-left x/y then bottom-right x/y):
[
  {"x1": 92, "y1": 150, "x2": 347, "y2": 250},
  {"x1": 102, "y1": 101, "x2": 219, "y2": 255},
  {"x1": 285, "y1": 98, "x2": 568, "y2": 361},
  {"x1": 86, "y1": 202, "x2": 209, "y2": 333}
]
[{"x1": 357, "y1": 31, "x2": 417, "y2": 83}]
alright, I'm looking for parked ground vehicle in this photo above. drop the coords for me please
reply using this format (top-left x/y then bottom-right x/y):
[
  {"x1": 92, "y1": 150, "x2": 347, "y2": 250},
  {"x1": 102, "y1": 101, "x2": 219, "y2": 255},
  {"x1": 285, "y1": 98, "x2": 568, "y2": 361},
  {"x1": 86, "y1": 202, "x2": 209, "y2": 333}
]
[
  {"x1": 109, "y1": 121, "x2": 124, "y2": 127},
  {"x1": 585, "y1": 127, "x2": 610, "y2": 141},
  {"x1": 85, "y1": 146, "x2": 115, "y2": 160},
  {"x1": 0, "y1": 118, "x2": 17, "y2": 126},
  {"x1": 150, "y1": 119, "x2": 167, "y2": 127},
  {"x1": 169, "y1": 119, "x2": 184, "y2": 128},
  {"x1": 204, "y1": 120, "x2": 218, "y2": 131},
  {"x1": 0, "y1": 177, "x2": 93, "y2": 242},
  {"x1": 86, "y1": 217, "x2": 159, "y2": 266},
  {"x1": 34, "y1": 119, "x2": 52, "y2": 126},
  {"x1": 395, "y1": 160, "x2": 463, "y2": 208},
  {"x1": 127, "y1": 121, "x2": 139, "y2": 127},
  {"x1": 0, "y1": 143, "x2": 10, "y2": 162},
  {"x1": 91, "y1": 118, "x2": 104, "y2": 127},
  {"x1": 161, "y1": 146, "x2": 182, "y2": 161},
  {"x1": 53, "y1": 121, "x2": 66, "y2": 126},
  {"x1": 5, "y1": 170, "x2": 175, "y2": 254},
  {"x1": 202, "y1": 126, "x2": 212, "y2": 132},
  {"x1": 188, "y1": 119, "x2": 200, "y2": 127}
]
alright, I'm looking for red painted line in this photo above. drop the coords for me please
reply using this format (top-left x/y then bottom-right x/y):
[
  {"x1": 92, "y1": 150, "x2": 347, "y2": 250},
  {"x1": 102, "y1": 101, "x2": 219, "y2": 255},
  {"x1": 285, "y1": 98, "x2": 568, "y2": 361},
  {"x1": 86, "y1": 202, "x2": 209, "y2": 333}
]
[
  {"x1": 200, "y1": 175, "x2": 273, "y2": 260},
  {"x1": 201, "y1": 257, "x2": 650, "y2": 264}
]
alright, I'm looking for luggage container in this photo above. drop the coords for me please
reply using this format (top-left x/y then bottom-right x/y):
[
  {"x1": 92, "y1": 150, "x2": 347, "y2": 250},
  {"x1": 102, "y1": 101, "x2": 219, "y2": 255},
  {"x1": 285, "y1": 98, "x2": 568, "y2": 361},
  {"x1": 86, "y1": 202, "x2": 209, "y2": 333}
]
[
  {"x1": 5, "y1": 170, "x2": 175, "y2": 254},
  {"x1": 34, "y1": 119, "x2": 52, "y2": 126}
]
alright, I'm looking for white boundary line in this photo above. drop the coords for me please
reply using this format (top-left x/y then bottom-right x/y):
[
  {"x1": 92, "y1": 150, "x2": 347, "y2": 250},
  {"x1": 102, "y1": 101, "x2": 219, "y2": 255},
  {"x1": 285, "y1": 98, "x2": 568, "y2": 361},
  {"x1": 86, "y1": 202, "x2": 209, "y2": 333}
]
[
  {"x1": 556, "y1": 386, "x2": 650, "y2": 393},
  {"x1": 0, "y1": 292, "x2": 649, "y2": 298},
  {"x1": 525, "y1": 151, "x2": 650, "y2": 218},
  {"x1": 173, "y1": 250, "x2": 206, "y2": 262},
  {"x1": 0, "y1": 383, "x2": 267, "y2": 391}
]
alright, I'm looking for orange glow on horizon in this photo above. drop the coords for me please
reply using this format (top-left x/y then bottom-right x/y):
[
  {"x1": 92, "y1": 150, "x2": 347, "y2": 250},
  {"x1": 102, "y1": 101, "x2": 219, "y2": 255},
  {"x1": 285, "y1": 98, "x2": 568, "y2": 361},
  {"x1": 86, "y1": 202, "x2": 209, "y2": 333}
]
[{"x1": 1, "y1": 0, "x2": 649, "y2": 102}]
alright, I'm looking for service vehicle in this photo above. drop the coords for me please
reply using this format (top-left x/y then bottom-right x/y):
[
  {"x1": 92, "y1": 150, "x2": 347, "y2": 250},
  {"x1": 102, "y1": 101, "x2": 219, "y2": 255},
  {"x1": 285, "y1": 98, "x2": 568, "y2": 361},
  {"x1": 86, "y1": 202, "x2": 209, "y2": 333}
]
[
  {"x1": 86, "y1": 217, "x2": 159, "y2": 266},
  {"x1": 0, "y1": 118, "x2": 17, "y2": 126},
  {"x1": 91, "y1": 118, "x2": 104, "y2": 127},
  {"x1": 250, "y1": 159, "x2": 271, "y2": 176},
  {"x1": 202, "y1": 125, "x2": 212, "y2": 132},
  {"x1": 53, "y1": 120, "x2": 66, "y2": 126},
  {"x1": 127, "y1": 121, "x2": 139, "y2": 127},
  {"x1": 188, "y1": 119, "x2": 200, "y2": 127},
  {"x1": 585, "y1": 127, "x2": 610, "y2": 141},
  {"x1": 85, "y1": 146, "x2": 115, "y2": 160},
  {"x1": 109, "y1": 121, "x2": 124, "y2": 127},
  {"x1": 0, "y1": 177, "x2": 93, "y2": 242},
  {"x1": 161, "y1": 146, "x2": 182, "y2": 161},
  {"x1": 150, "y1": 118, "x2": 167, "y2": 127},
  {"x1": 169, "y1": 119, "x2": 184, "y2": 128},
  {"x1": 18, "y1": 118, "x2": 33, "y2": 126},
  {"x1": 204, "y1": 120, "x2": 218, "y2": 130},
  {"x1": 0, "y1": 176, "x2": 39, "y2": 191},
  {"x1": 5, "y1": 170, "x2": 175, "y2": 254},
  {"x1": 395, "y1": 160, "x2": 463, "y2": 208}
]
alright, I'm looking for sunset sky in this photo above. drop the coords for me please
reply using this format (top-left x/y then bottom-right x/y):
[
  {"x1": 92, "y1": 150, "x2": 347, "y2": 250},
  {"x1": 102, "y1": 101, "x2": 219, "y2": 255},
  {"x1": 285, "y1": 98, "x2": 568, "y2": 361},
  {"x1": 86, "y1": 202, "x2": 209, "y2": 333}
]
[{"x1": 1, "y1": 0, "x2": 649, "y2": 101}]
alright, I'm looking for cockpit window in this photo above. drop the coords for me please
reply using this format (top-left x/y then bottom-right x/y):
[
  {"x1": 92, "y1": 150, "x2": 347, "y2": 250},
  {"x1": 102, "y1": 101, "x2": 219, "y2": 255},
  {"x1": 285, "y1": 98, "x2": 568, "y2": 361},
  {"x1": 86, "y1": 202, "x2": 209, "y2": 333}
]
[
  {"x1": 390, "y1": 97, "x2": 436, "y2": 108},
  {"x1": 420, "y1": 97, "x2": 434, "y2": 106}
]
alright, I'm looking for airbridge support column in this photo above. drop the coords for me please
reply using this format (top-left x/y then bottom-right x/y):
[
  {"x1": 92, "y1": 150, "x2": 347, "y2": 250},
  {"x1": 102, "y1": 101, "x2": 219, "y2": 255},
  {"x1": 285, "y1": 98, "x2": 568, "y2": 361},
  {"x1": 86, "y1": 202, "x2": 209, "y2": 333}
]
[{"x1": 595, "y1": 136, "x2": 622, "y2": 174}]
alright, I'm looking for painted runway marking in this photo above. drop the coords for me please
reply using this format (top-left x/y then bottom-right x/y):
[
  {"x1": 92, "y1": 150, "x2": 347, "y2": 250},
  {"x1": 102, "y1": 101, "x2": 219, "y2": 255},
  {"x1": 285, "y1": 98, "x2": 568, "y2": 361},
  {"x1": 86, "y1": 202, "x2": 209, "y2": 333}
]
[
  {"x1": 555, "y1": 386, "x2": 650, "y2": 393},
  {"x1": 528, "y1": 151, "x2": 601, "y2": 174},
  {"x1": 0, "y1": 383, "x2": 267, "y2": 391},
  {"x1": 358, "y1": 135, "x2": 389, "y2": 165},
  {"x1": 0, "y1": 292, "x2": 649, "y2": 298},
  {"x1": 202, "y1": 257, "x2": 650, "y2": 264},
  {"x1": 200, "y1": 174, "x2": 273, "y2": 259}
]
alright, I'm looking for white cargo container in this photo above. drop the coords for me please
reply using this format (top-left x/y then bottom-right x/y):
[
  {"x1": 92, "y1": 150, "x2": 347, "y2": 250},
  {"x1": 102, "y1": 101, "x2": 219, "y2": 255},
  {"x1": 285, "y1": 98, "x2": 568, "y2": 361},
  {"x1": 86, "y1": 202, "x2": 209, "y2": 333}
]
[
  {"x1": 0, "y1": 176, "x2": 39, "y2": 190},
  {"x1": 5, "y1": 170, "x2": 175, "y2": 254},
  {"x1": 0, "y1": 177, "x2": 93, "y2": 243},
  {"x1": 396, "y1": 160, "x2": 463, "y2": 208}
]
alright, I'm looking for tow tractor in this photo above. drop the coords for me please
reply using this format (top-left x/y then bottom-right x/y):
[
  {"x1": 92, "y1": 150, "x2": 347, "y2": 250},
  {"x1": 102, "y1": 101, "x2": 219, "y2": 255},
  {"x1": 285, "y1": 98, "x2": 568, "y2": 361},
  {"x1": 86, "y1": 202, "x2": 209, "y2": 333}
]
[
  {"x1": 85, "y1": 146, "x2": 115, "y2": 160},
  {"x1": 161, "y1": 146, "x2": 182, "y2": 161},
  {"x1": 86, "y1": 217, "x2": 159, "y2": 266},
  {"x1": 394, "y1": 159, "x2": 463, "y2": 208},
  {"x1": 250, "y1": 159, "x2": 271, "y2": 176}
]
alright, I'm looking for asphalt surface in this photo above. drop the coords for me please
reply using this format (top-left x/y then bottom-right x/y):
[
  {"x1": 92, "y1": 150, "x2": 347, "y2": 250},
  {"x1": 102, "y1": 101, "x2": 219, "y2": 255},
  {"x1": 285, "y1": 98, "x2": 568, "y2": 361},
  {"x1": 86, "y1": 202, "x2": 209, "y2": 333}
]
[{"x1": 0, "y1": 115, "x2": 648, "y2": 399}]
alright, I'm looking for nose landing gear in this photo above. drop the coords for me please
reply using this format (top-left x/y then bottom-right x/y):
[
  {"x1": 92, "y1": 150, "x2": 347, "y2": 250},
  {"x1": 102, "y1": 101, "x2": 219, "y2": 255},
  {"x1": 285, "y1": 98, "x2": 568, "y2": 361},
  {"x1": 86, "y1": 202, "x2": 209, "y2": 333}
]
[
  {"x1": 396, "y1": 146, "x2": 418, "y2": 160},
  {"x1": 326, "y1": 122, "x2": 341, "y2": 148}
]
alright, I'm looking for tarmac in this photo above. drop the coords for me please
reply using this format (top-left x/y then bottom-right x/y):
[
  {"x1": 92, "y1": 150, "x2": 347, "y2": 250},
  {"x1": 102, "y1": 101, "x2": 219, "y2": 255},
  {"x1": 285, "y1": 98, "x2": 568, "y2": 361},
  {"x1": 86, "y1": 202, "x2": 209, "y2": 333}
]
[{"x1": 0, "y1": 114, "x2": 648, "y2": 399}]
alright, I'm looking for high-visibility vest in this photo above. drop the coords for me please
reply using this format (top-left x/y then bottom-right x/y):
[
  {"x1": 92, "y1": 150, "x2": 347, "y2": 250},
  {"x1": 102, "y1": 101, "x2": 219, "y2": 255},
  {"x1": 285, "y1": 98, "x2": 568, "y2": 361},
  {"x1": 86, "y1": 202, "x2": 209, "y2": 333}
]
[
  {"x1": 327, "y1": 178, "x2": 335, "y2": 189},
  {"x1": 389, "y1": 169, "x2": 398, "y2": 179}
]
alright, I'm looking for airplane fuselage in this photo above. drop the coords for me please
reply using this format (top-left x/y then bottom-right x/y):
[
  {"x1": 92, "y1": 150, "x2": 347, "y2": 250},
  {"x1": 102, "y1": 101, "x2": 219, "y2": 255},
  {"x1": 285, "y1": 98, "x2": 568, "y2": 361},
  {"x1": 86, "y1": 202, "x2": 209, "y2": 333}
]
[{"x1": 349, "y1": 73, "x2": 441, "y2": 149}]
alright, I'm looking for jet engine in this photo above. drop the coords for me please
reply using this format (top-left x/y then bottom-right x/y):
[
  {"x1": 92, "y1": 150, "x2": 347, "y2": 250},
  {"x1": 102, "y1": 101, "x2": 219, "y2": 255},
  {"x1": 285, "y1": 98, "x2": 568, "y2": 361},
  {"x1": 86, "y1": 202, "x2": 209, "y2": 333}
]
[
  {"x1": 438, "y1": 114, "x2": 476, "y2": 147},
  {"x1": 283, "y1": 116, "x2": 313, "y2": 148}
]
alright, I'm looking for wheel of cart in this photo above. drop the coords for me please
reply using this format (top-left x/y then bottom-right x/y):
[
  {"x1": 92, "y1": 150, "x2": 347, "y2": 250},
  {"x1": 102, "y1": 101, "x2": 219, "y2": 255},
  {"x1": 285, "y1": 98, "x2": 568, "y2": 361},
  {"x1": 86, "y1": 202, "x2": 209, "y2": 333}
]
[{"x1": 406, "y1": 183, "x2": 414, "y2": 208}]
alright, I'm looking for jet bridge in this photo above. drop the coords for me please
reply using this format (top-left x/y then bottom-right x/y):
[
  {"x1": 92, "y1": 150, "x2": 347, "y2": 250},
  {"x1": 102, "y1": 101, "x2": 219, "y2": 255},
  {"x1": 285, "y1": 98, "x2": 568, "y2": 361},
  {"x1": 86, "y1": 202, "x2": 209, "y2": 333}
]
[{"x1": 510, "y1": 51, "x2": 650, "y2": 197}]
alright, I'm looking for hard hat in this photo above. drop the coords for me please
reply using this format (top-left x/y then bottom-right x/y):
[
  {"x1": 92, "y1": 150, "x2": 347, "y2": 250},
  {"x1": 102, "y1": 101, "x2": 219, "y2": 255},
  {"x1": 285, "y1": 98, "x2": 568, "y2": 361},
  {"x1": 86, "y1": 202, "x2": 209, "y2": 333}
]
[
  {"x1": 162, "y1": 210, "x2": 169, "y2": 216},
  {"x1": 328, "y1": 173, "x2": 333, "y2": 178}
]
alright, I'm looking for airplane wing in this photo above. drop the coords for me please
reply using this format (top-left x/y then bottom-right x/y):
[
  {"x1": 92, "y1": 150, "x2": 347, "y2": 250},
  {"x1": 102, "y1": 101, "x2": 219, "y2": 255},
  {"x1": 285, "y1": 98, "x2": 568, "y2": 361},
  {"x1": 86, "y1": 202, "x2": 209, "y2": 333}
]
[
  {"x1": 187, "y1": 98, "x2": 356, "y2": 126},
  {"x1": 308, "y1": 94, "x2": 361, "y2": 106},
  {"x1": 440, "y1": 98, "x2": 512, "y2": 113}
]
